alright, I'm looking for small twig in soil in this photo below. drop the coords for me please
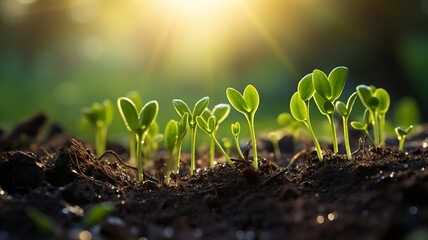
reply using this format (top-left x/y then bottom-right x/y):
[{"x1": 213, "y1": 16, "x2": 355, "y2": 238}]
[{"x1": 261, "y1": 167, "x2": 288, "y2": 186}]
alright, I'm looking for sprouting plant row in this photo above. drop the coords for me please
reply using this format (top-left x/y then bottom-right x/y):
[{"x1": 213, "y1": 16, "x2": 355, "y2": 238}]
[{"x1": 82, "y1": 66, "x2": 414, "y2": 185}]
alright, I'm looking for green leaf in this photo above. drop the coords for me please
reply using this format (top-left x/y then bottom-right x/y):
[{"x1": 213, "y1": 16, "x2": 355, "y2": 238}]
[
  {"x1": 201, "y1": 108, "x2": 212, "y2": 121},
  {"x1": 243, "y1": 84, "x2": 259, "y2": 113},
  {"x1": 351, "y1": 121, "x2": 366, "y2": 130},
  {"x1": 226, "y1": 87, "x2": 248, "y2": 113},
  {"x1": 297, "y1": 73, "x2": 314, "y2": 101},
  {"x1": 290, "y1": 92, "x2": 307, "y2": 122},
  {"x1": 140, "y1": 101, "x2": 159, "y2": 131},
  {"x1": 193, "y1": 97, "x2": 210, "y2": 118},
  {"x1": 26, "y1": 207, "x2": 55, "y2": 234},
  {"x1": 208, "y1": 116, "x2": 216, "y2": 132},
  {"x1": 313, "y1": 92, "x2": 328, "y2": 115},
  {"x1": 103, "y1": 100, "x2": 114, "y2": 126},
  {"x1": 178, "y1": 113, "x2": 188, "y2": 140},
  {"x1": 328, "y1": 66, "x2": 348, "y2": 101},
  {"x1": 356, "y1": 85, "x2": 374, "y2": 110},
  {"x1": 196, "y1": 116, "x2": 210, "y2": 134},
  {"x1": 313, "y1": 69, "x2": 332, "y2": 100},
  {"x1": 346, "y1": 92, "x2": 358, "y2": 111},
  {"x1": 83, "y1": 202, "x2": 114, "y2": 228},
  {"x1": 336, "y1": 101, "x2": 347, "y2": 117},
  {"x1": 165, "y1": 120, "x2": 178, "y2": 152},
  {"x1": 277, "y1": 112, "x2": 293, "y2": 127},
  {"x1": 125, "y1": 91, "x2": 142, "y2": 110},
  {"x1": 374, "y1": 88, "x2": 390, "y2": 114},
  {"x1": 212, "y1": 104, "x2": 230, "y2": 124},
  {"x1": 82, "y1": 108, "x2": 98, "y2": 126},
  {"x1": 172, "y1": 99, "x2": 191, "y2": 117},
  {"x1": 117, "y1": 97, "x2": 140, "y2": 132},
  {"x1": 231, "y1": 122, "x2": 240, "y2": 136},
  {"x1": 363, "y1": 108, "x2": 371, "y2": 125}
]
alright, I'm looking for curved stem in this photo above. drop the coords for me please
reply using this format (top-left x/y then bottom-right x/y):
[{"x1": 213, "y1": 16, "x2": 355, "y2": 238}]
[
  {"x1": 327, "y1": 114, "x2": 338, "y2": 154},
  {"x1": 305, "y1": 102, "x2": 323, "y2": 161},
  {"x1": 212, "y1": 134, "x2": 236, "y2": 169},
  {"x1": 165, "y1": 150, "x2": 174, "y2": 185},
  {"x1": 343, "y1": 117, "x2": 352, "y2": 160},
  {"x1": 234, "y1": 136, "x2": 245, "y2": 160},
  {"x1": 190, "y1": 126, "x2": 197, "y2": 175},
  {"x1": 364, "y1": 128, "x2": 375, "y2": 145}
]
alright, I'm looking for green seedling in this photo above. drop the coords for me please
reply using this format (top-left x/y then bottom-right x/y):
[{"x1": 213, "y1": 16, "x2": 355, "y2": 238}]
[
  {"x1": 83, "y1": 202, "x2": 115, "y2": 229},
  {"x1": 125, "y1": 91, "x2": 143, "y2": 165},
  {"x1": 290, "y1": 74, "x2": 323, "y2": 160},
  {"x1": 174, "y1": 113, "x2": 188, "y2": 173},
  {"x1": 143, "y1": 121, "x2": 164, "y2": 166},
  {"x1": 312, "y1": 67, "x2": 348, "y2": 154},
  {"x1": 202, "y1": 104, "x2": 231, "y2": 168},
  {"x1": 81, "y1": 99, "x2": 114, "y2": 155},
  {"x1": 27, "y1": 207, "x2": 56, "y2": 235},
  {"x1": 117, "y1": 97, "x2": 159, "y2": 182},
  {"x1": 164, "y1": 119, "x2": 178, "y2": 185},
  {"x1": 196, "y1": 115, "x2": 236, "y2": 169},
  {"x1": 268, "y1": 132, "x2": 281, "y2": 158},
  {"x1": 335, "y1": 92, "x2": 358, "y2": 159},
  {"x1": 173, "y1": 97, "x2": 209, "y2": 175},
  {"x1": 277, "y1": 112, "x2": 301, "y2": 141},
  {"x1": 394, "y1": 97, "x2": 421, "y2": 128},
  {"x1": 222, "y1": 137, "x2": 232, "y2": 156},
  {"x1": 395, "y1": 125, "x2": 413, "y2": 151},
  {"x1": 226, "y1": 85, "x2": 260, "y2": 169},
  {"x1": 356, "y1": 85, "x2": 390, "y2": 146},
  {"x1": 351, "y1": 109, "x2": 375, "y2": 145},
  {"x1": 231, "y1": 122, "x2": 245, "y2": 160}
]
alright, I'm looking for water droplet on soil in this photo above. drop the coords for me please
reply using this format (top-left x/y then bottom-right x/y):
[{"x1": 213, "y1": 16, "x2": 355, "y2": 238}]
[
  {"x1": 328, "y1": 212, "x2": 339, "y2": 221},
  {"x1": 389, "y1": 172, "x2": 395, "y2": 178},
  {"x1": 409, "y1": 206, "x2": 418, "y2": 215},
  {"x1": 163, "y1": 227, "x2": 174, "y2": 238},
  {"x1": 423, "y1": 142, "x2": 428, "y2": 148}
]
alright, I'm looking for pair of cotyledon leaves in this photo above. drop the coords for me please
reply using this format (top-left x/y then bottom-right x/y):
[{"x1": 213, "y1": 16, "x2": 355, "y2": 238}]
[
  {"x1": 356, "y1": 85, "x2": 390, "y2": 114},
  {"x1": 117, "y1": 98, "x2": 159, "y2": 136},
  {"x1": 291, "y1": 66, "x2": 348, "y2": 122}
]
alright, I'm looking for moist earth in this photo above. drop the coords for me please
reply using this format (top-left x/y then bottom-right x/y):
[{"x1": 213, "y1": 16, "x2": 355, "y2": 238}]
[{"x1": 0, "y1": 113, "x2": 428, "y2": 240}]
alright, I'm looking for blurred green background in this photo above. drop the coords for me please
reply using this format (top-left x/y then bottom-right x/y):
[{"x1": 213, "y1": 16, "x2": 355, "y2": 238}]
[{"x1": 1, "y1": 0, "x2": 428, "y2": 143}]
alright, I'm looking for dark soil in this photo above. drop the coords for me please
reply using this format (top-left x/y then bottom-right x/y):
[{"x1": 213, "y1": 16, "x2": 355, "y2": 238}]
[{"x1": 1, "y1": 113, "x2": 428, "y2": 240}]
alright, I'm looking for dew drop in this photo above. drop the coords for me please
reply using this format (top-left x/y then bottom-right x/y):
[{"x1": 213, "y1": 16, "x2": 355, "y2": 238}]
[
  {"x1": 163, "y1": 227, "x2": 174, "y2": 238},
  {"x1": 423, "y1": 142, "x2": 428, "y2": 148},
  {"x1": 390, "y1": 172, "x2": 395, "y2": 178},
  {"x1": 422, "y1": 167, "x2": 426, "y2": 171},
  {"x1": 409, "y1": 206, "x2": 418, "y2": 215},
  {"x1": 193, "y1": 228, "x2": 203, "y2": 238},
  {"x1": 236, "y1": 230, "x2": 245, "y2": 240}
]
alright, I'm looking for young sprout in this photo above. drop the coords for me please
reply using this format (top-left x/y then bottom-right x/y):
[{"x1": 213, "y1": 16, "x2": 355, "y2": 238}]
[
  {"x1": 226, "y1": 85, "x2": 260, "y2": 169},
  {"x1": 196, "y1": 116, "x2": 236, "y2": 169},
  {"x1": 27, "y1": 207, "x2": 56, "y2": 235},
  {"x1": 356, "y1": 85, "x2": 390, "y2": 146},
  {"x1": 351, "y1": 109, "x2": 375, "y2": 145},
  {"x1": 83, "y1": 202, "x2": 115, "y2": 229},
  {"x1": 125, "y1": 91, "x2": 143, "y2": 165},
  {"x1": 268, "y1": 132, "x2": 281, "y2": 159},
  {"x1": 172, "y1": 97, "x2": 209, "y2": 175},
  {"x1": 290, "y1": 74, "x2": 323, "y2": 161},
  {"x1": 143, "y1": 121, "x2": 164, "y2": 165},
  {"x1": 164, "y1": 120, "x2": 178, "y2": 185},
  {"x1": 335, "y1": 92, "x2": 358, "y2": 159},
  {"x1": 222, "y1": 137, "x2": 232, "y2": 156},
  {"x1": 231, "y1": 122, "x2": 245, "y2": 160},
  {"x1": 277, "y1": 112, "x2": 301, "y2": 141},
  {"x1": 117, "y1": 97, "x2": 159, "y2": 182},
  {"x1": 81, "y1": 100, "x2": 114, "y2": 155},
  {"x1": 312, "y1": 67, "x2": 348, "y2": 154},
  {"x1": 175, "y1": 113, "x2": 189, "y2": 173},
  {"x1": 202, "y1": 104, "x2": 231, "y2": 168},
  {"x1": 395, "y1": 125, "x2": 413, "y2": 151}
]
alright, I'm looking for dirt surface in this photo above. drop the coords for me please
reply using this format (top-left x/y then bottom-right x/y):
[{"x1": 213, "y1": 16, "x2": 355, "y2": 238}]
[{"x1": 1, "y1": 114, "x2": 428, "y2": 240}]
